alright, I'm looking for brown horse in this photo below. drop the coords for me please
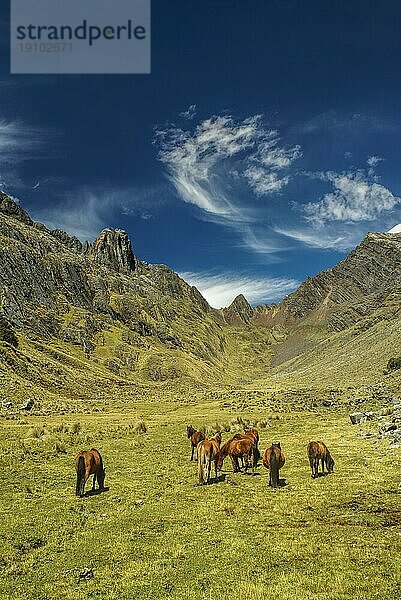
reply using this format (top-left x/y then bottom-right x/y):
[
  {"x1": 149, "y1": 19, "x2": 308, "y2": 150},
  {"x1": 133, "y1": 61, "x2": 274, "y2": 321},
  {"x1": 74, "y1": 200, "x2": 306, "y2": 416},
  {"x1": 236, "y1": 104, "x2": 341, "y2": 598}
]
[
  {"x1": 307, "y1": 441, "x2": 334, "y2": 478},
  {"x1": 187, "y1": 425, "x2": 205, "y2": 461},
  {"x1": 263, "y1": 443, "x2": 285, "y2": 488},
  {"x1": 197, "y1": 433, "x2": 222, "y2": 485},
  {"x1": 232, "y1": 428, "x2": 260, "y2": 467},
  {"x1": 75, "y1": 448, "x2": 105, "y2": 497},
  {"x1": 244, "y1": 428, "x2": 259, "y2": 447},
  {"x1": 217, "y1": 436, "x2": 257, "y2": 474}
]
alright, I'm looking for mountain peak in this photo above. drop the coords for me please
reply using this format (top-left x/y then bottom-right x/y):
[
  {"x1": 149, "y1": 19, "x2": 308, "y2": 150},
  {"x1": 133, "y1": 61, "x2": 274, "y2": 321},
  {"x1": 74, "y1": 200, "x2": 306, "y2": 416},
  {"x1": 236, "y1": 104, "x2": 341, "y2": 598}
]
[
  {"x1": 91, "y1": 228, "x2": 137, "y2": 273},
  {"x1": 0, "y1": 192, "x2": 33, "y2": 225},
  {"x1": 223, "y1": 293, "x2": 253, "y2": 325}
]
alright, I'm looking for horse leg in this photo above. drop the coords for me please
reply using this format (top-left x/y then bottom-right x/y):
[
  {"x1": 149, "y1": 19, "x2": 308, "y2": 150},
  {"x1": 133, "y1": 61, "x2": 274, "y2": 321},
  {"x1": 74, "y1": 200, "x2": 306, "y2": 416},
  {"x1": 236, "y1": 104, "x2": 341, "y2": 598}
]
[
  {"x1": 92, "y1": 473, "x2": 97, "y2": 492},
  {"x1": 191, "y1": 444, "x2": 194, "y2": 461},
  {"x1": 207, "y1": 459, "x2": 211, "y2": 484},
  {"x1": 80, "y1": 475, "x2": 87, "y2": 497},
  {"x1": 321, "y1": 458, "x2": 325, "y2": 474},
  {"x1": 309, "y1": 456, "x2": 314, "y2": 478}
]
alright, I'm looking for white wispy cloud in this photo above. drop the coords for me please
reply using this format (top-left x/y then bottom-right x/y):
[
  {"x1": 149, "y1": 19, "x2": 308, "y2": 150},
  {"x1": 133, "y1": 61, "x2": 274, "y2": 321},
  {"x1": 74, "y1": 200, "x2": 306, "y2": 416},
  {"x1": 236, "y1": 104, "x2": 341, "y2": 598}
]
[
  {"x1": 180, "y1": 270, "x2": 299, "y2": 308},
  {"x1": 295, "y1": 111, "x2": 401, "y2": 135},
  {"x1": 0, "y1": 120, "x2": 54, "y2": 163},
  {"x1": 0, "y1": 118, "x2": 59, "y2": 189},
  {"x1": 155, "y1": 113, "x2": 300, "y2": 213},
  {"x1": 302, "y1": 170, "x2": 401, "y2": 225},
  {"x1": 273, "y1": 225, "x2": 359, "y2": 251},
  {"x1": 154, "y1": 111, "x2": 301, "y2": 256},
  {"x1": 33, "y1": 185, "x2": 165, "y2": 242},
  {"x1": 367, "y1": 155, "x2": 384, "y2": 168},
  {"x1": 179, "y1": 104, "x2": 197, "y2": 120}
]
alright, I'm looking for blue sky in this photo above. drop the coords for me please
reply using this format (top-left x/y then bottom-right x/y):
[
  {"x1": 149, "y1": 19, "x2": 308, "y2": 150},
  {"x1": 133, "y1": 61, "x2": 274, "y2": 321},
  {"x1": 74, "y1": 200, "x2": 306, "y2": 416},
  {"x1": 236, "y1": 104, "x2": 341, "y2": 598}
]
[{"x1": 2, "y1": 1, "x2": 401, "y2": 307}]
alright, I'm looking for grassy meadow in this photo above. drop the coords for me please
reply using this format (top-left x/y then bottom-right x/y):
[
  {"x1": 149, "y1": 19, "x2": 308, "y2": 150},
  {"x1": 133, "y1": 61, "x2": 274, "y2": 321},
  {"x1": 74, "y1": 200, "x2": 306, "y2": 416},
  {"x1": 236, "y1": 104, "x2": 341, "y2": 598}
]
[{"x1": 1, "y1": 386, "x2": 400, "y2": 600}]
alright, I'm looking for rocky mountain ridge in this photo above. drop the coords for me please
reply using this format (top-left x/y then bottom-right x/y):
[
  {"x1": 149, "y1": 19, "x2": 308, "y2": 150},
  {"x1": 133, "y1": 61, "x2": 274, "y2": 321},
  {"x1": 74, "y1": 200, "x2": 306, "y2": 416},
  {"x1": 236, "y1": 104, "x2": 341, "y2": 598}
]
[
  {"x1": 222, "y1": 231, "x2": 401, "y2": 332},
  {"x1": 1, "y1": 191, "x2": 401, "y2": 401}
]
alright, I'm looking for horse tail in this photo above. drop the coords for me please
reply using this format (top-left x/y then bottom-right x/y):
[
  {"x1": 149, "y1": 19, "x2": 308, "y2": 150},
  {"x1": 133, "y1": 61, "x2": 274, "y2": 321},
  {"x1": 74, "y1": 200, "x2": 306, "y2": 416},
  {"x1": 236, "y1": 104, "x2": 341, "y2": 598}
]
[
  {"x1": 270, "y1": 449, "x2": 279, "y2": 488},
  {"x1": 198, "y1": 445, "x2": 209, "y2": 485},
  {"x1": 253, "y1": 445, "x2": 261, "y2": 466},
  {"x1": 76, "y1": 455, "x2": 85, "y2": 497}
]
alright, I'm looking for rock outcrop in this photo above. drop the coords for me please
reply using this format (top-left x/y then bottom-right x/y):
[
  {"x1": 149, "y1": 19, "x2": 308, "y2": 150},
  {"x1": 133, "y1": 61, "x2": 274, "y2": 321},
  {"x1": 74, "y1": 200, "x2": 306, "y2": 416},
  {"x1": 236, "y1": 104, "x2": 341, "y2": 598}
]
[
  {"x1": 0, "y1": 191, "x2": 33, "y2": 225},
  {"x1": 91, "y1": 228, "x2": 137, "y2": 273}
]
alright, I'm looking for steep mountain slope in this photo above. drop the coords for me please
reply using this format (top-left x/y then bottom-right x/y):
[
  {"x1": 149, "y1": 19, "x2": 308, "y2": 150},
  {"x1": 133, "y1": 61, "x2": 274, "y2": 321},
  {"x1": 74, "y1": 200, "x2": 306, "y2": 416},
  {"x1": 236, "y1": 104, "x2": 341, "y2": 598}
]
[
  {"x1": 0, "y1": 193, "x2": 230, "y2": 391},
  {"x1": 0, "y1": 193, "x2": 281, "y2": 407}
]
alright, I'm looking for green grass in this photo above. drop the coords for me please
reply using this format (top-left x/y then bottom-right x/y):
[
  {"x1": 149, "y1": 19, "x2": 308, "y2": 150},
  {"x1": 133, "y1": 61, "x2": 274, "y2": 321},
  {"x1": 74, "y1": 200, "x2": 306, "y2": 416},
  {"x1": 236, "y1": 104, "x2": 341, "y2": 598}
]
[{"x1": 1, "y1": 393, "x2": 400, "y2": 600}]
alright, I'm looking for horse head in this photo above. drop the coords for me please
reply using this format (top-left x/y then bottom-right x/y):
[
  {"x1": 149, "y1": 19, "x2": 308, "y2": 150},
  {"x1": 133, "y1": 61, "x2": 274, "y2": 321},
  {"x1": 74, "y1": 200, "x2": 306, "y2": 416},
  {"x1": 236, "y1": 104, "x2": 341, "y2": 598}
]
[
  {"x1": 327, "y1": 455, "x2": 335, "y2": 473},
  {"x1": 186, "y1": 425, "x2": 194, "y2": 438}
]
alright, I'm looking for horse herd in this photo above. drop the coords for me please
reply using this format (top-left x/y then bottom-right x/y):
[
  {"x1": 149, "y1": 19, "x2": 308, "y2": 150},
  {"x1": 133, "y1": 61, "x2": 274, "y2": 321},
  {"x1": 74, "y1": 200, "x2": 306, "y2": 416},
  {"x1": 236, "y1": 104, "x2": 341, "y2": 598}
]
[
  {"x1": 72, "y1": 425, "x2": 335, "y2": 497},
  {"x1": 187, "y1": 425, "x2": 335, "y2": 488}
]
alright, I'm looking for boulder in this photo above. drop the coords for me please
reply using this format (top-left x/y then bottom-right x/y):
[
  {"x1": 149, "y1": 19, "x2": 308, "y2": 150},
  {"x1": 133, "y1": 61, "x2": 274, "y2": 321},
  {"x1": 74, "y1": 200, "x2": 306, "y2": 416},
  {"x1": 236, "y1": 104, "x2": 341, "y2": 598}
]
[{"x1": 20, "y1": 398, "x2": 34, "y2": 411}]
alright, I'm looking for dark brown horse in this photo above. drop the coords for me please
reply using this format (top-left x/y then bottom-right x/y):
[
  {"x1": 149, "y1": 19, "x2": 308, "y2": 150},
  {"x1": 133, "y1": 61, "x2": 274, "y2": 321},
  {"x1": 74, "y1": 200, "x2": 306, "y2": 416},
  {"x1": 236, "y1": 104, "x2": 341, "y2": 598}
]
[
  {"x1": 217, "y1": 436, "x2": 257, "y2": 474},
  {"x1": 187, "y1": 425, "x2": 205, "y2": 461},
  {"x1": 197, "y1": 433, "x2": 222, "y2": 485},
  {"x1": 307, "y1": 441, "x2": 334, "y2": 478},
  {"x1": 263, "y1": 443, "x2": 285, "y2": 488},
  {"x1": 75, "y1": 448, "x2": 105, "y2": 497}
]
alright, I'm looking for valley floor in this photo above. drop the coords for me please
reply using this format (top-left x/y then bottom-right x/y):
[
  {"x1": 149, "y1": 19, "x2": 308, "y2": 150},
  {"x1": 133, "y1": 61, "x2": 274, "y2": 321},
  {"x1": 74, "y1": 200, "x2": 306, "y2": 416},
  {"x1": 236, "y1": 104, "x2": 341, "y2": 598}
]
[{"x1": 1, "y1": 391, "x2": 400, "y2": 600}]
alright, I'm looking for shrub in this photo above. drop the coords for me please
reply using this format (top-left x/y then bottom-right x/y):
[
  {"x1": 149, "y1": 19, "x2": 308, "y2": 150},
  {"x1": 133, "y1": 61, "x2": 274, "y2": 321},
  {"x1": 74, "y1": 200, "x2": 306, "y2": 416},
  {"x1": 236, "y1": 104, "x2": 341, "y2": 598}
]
[{"x1": 386, "y1": 357, "x2": 401, "y2": 373}]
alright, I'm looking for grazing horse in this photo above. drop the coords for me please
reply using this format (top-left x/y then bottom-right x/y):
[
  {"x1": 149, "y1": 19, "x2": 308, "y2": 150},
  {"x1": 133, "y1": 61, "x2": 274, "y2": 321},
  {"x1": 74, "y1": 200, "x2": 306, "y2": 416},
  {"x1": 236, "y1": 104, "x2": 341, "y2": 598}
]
[
  {"x1": 75, "y1": 448, "x2": 105, "y2": 497},
  {"x1": 217, "y1": 437, "x2": 257, "y2": 474},
  {"x1": 307, "y1": 441, "x2": 334, "y2": 479},
  {"x1": 187, "y1": 425, "x2": 205, "y2": 461},
  {"x1": 263, "y1": 443, "x2": 285, "y2": 488},
  {"x1": 197, "y1": 433, "x2": 222, "y2": 485}
]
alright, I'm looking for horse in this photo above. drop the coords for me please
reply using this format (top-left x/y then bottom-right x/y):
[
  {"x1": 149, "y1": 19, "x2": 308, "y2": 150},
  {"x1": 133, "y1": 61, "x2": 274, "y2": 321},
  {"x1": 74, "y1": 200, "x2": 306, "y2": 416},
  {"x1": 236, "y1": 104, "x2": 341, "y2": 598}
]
[
  {"x1": 197, "y1": 433, "x2": 222, "y2": 485},
  {"x1": 187, "y1": 425, "x2": 205, "y2": 461},
  {"x1": 263, "y1": 443, "x2": 285, "y2": 488},
  {"x1": 232, "y1": 428, "x2": 260, "y2": 467},
  {"x1": 75, "y1": 448, "x2": 105, "y2": 497},
  {"x1": 244, "y1": 428, "x2": 259, "y2": 447},
  {"x1": 307, "y1": 441, "x2": 334, "y2": 478},
  {"x1": 216, "y1": 436, "x2": 257, "y2": 475}
]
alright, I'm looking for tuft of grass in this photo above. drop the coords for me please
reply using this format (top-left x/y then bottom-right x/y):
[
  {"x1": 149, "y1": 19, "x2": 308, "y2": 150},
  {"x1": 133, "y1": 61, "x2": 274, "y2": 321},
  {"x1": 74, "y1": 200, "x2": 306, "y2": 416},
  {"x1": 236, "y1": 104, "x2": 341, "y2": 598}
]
[
  {"x1": 70, "y1": 422, "x2": 81, "y2": 435},
  {"x1": 54, "y1": 441, "x2": 67, "y2": 454},
  {"x1": 25, "y1": 426, "x2": 47, "y2": 439},
  {"x1": 132, "y1": 420, "x2": 147, "y2": 434}
]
